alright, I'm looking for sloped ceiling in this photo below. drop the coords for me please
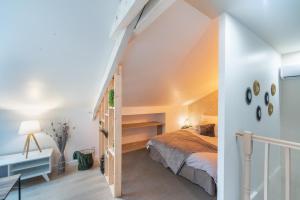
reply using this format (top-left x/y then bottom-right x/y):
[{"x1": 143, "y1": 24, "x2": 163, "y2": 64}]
[
  {"x1": 0, "y1": 0, "x2": 119, "y2": 115},
  {"x1": 122, "y1": 1, "x2": 218, "y2": 107},
  {"x1": 2, "y1": 0, "x2": 299, "y2": 114},
  {"x1": 186, "y1": 0, "x2": 300, "y2": 54}
]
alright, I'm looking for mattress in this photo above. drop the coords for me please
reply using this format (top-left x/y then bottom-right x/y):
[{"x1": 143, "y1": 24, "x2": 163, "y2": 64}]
[{"x1": 149, "y1": 147, "x2": 217, "y2": 196}]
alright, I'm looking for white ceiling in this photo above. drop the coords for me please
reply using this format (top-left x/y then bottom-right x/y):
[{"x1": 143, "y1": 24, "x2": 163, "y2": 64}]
[
  {"x1": 0, "y1": 0, "x2": 119, "y2": 115},
  {"x1": 2, "y1": 0, "x2": 298, "y2": 112},
  {"x1": 122, "y1": 1, "x2": 218, "y2": 107},
  {"x1": 187, "y1": 0, "x2": 300, "y2": 54}
]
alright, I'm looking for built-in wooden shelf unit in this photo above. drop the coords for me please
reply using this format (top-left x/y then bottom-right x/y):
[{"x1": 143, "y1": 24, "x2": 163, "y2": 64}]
[
  {"x1": 122, "y1": 121, "x2": 163, "y2": 153},
  {"x1": 122, "y1": 121, "x2": 163, "y2": 130},
  {"x1": 121, "y1": 113, "x2": 165, "y2": 152},
  {"x1": 98, "y1": 67, "x2": 122, "y2": 197}
]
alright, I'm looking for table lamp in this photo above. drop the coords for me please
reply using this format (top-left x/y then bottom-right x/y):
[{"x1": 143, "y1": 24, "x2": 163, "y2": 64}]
[
  {"x1": 19, "y1": 120, "x2": 42, "y2": 159},
  {"x1": 181, "y1": 118, "x2": 192, "y2": 129}
]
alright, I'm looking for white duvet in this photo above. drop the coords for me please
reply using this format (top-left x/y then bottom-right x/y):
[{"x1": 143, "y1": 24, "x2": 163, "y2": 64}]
[
  {"x1": 147, "y1": 129, "x2": 218, "y2": 184},
  {"x1": 185, "y1": 152, "x2": 218, "y2": 183},
  {"x1": 185, "y1": 129, "x2": 218, "y2": 184}
]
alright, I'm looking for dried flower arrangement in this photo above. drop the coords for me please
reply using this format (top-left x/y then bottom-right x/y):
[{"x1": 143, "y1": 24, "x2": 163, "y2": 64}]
[{"x1": 45, "y1": 121, "x2": 75, "y2": 174}]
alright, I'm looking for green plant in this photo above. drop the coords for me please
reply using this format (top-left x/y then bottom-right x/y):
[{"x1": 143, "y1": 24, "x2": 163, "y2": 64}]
[{"x1": 108, "y1": 89, "x2": 114, "y2": 107}]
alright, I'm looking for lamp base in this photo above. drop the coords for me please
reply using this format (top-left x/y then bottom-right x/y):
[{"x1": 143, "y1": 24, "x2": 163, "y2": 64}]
[{"x1": 23, "y1": 133, "x2": 42, "y2": 159}]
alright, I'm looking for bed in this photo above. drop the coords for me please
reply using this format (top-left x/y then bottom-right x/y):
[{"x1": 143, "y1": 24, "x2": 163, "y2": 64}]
[{"x1": 147, "y1": 129, "x2": 218, "y2": 196}]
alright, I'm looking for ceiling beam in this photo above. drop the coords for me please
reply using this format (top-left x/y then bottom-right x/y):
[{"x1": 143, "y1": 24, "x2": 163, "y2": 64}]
[
  {"x1": 184, "y1": 0, "x2": 219, "y2": 19},
  {"x1": 110, "y1": 0, "x2": 149, "y2": 38},
  {"x1": 134, "y1": 0, "x2": 177, "y2": 35},
  {"x1": 93, "y1": 18, "x2": 138, "y2": 119},
  {"x1": 93, "y1": 1, "x2": 152, "y2": 119}
]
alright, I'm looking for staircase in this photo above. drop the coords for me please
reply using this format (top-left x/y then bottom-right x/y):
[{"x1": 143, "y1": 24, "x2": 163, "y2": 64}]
[{"x1": 237, "y1": 132, "x2": 300, "y2": 200}]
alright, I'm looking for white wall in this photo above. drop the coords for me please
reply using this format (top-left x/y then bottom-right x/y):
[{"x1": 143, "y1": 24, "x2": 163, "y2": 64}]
[
  {"x1": 281, "y1": 51, "x2": 300, "y2": 199},
  {"x1": 218, "y1": 14, "x2": 281, "y2": 200},
  {"x1": 0, "y1": 0, "x2": 120, "y2": 166},
  {"x1": 0, "y1": 0, "x2": 119, "y2": 111},
  {"x1": 0, "y1": 108, "x2": 98, "y2": 166}
]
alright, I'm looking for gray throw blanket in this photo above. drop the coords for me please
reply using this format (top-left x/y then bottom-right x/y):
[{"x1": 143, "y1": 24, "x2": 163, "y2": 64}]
[{"x1": 149, "y1": 130, "x2": 217, "y2": 174}]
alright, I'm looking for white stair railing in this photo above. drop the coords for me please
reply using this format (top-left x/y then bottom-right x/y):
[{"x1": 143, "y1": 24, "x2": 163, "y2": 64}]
[{"x1": 236, "y1": 131, "x2": 300, "y2": 200}]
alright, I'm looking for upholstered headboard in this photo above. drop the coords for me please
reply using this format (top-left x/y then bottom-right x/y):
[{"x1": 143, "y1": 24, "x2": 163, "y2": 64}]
[{"x1": 200, "y1": 115, "x2": 218, "y2": 136}]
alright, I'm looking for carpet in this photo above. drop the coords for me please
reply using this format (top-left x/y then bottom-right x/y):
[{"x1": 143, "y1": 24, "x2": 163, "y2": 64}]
[{"x1": 7, "y1": 149, "x2": 216, "y2": 200}]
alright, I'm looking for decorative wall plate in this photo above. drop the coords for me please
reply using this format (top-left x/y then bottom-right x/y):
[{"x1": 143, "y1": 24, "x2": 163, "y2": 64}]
[
  {"x1": 256, "y1": 106, "x2": 262, "y2": 121},
  {"x1": 253, "y1": 80, "x2": 260, "y2": 96},
  {"x1": 264, "y1": 92, "x2": 269, "y2": 105},
  {"x1": 245, "y1": 87, "x2": 252, "y2": 105},
  {"x1": 271, "y1": 83, "x2": 276, "y2": 96},
  {"x1": 268, "y1": 103, "x2": 274, "y2": 116}
]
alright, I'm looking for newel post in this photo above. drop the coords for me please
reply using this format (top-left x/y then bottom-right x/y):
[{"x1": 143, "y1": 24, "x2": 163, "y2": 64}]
[{"x1": 240, "y1": 132, "x2": 253, "y2": 200}]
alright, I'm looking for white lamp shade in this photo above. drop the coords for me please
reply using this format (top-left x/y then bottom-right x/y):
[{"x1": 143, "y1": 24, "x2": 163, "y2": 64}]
[{"x1": 19, "y1": 120, "x2": 41, "y2": 135}]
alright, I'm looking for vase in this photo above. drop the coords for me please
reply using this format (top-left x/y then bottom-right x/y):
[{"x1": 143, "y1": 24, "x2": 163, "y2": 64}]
[{"x1": 57, "y1": 153, "x2": 66, "y2": 175}]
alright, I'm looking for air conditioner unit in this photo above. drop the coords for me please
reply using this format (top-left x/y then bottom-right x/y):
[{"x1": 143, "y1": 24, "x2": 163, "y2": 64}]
[{"x1": 280, "y1": 64, "x2": 300, "y2": 79}]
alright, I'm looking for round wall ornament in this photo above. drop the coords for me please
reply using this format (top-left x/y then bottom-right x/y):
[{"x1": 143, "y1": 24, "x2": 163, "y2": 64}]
[
  {"x1": 256, "y1": 106, "x2": 262, "y2": 121},
  {"x1": 264, "y1": 92, "x2": 269, "y2": 106},
  {"x1": 253, "y1": 80, "x2": 260, "y2": 96},
  {"x1": 245, "y1": 87, "x2": 252, "y2": 105},
  {"x1": 268, "y1": 103, "x2": 274, "y2": 116},
  {"x1": 271, "y1": 83, "x2": 276, "y2": 96}
]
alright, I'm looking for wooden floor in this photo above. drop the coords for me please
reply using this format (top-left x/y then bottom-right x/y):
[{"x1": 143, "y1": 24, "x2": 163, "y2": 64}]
[{"x1": 6, "y1": 165, "x2": 115, "y2": 200}]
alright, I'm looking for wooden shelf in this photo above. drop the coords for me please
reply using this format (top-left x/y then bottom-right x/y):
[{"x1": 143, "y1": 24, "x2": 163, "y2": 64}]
[
  {"x1": 98, "y1": 66, "x2": 122, "y2": 198},
  {"x1": 122, "y1": 140, "x2": 149, "y2": 153},
  {"x1": 122, "y1": 121, "x2": 163, "y2": 129}
]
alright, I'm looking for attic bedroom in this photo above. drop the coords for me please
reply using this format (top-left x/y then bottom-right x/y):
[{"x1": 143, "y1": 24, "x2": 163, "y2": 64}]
[
  {"x1": 3, "y1": 0, "x2": 300, "y2": 200},
  {"x1": 97, "y1": 1, "x2": 219, "y2": 199}
]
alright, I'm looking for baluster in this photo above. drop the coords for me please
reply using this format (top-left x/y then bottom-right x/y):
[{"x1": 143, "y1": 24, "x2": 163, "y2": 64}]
[
  {"x1": 285, "y1": 147, "x2": 291, "y2": 200},
  {"x1": 264, "y1": 143, "x2": 270, "y2": 200},
  {"x1": 241, "y1": 133, "x2": 253, "y2": 200}
]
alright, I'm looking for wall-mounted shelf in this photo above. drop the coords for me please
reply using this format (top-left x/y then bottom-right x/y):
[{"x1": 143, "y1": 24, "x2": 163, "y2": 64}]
[
  {"x1": 122, "y1": 121, "x2": 163, "y2": 130},
  {"x1": 122, "y1": 120, "x2": 164, "y2": 153},
  {"x1": 122, "y1": 139, "x2": 149, "y2": 153}
]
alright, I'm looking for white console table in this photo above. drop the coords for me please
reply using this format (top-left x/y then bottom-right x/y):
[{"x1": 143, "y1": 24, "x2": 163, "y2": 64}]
[{"x1": 0, "y1": 148, "x2": 53, "y2": 182}]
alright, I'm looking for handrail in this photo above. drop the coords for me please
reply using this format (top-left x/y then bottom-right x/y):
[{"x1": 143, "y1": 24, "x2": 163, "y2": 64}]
[
  {"x1": 236, "y1": 131, "x2": 300, "y2": 150},
  {"x1": 236, "y1": 131, "x2": 300, "y2": 200}
]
